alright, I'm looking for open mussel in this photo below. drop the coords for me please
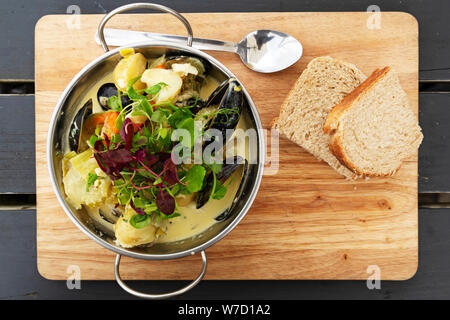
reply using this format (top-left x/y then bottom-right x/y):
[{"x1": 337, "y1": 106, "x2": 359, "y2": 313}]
[
  {"x1": 164, "y1": 55, "x2": 208, "y2": 76},
  {"x1": 176, "y1": 96, "x2": 205, "y2": 114},
  {"x1": 68, "y1": 99, "x2": 92, "y2": 152},
  {"x1": 97, "y1": 83, "x2": 132, "y2": 110},
  {"x1": 166, "y1": 56, "x2": 209, "y2": 104},
  {"x1": 215, "y1": 157, "x2": 254, "y2": 222},
  {"x1": 196, "y1": 156, "x2": 247, "y2": 210},
  {"x1": 201, "y1": 78, "x2": 244, "y2": 147}
]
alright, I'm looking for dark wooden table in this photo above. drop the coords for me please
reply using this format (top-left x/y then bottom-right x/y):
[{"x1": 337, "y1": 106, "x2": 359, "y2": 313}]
[{"x1": 1, "y1": 0, "x2": 449, "y2": 300}]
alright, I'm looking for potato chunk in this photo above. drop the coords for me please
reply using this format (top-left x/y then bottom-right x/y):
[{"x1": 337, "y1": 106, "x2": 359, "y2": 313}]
[
  {"x1": 141, "y1": 68, "x2": 182, "y2": 103},
  {"x1": 113, "y1": 52, "x2": 147, "y2": 91},
  {"x1": 63, "y1": 165, "x2": 111, "y2": 209},
  {"x1": 114, "y1": 206, "x2": 157, "y2": 248},
  {"x1": 63, "y1": 150, "x2": 111, "y2": 209}
]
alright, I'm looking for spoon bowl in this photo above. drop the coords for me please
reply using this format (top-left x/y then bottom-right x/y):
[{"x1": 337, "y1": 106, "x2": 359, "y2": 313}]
[{"x1": 237, "y1": 30, "x2": 303, "y2": 73}]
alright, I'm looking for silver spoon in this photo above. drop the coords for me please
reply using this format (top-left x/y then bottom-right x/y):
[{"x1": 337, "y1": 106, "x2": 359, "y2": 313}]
[{"x1": 95, "y1": 28, "x2": 303, "y2": 73}]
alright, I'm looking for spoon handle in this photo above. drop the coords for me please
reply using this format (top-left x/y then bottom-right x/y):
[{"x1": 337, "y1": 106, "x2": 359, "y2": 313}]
[{"x1": 96, "y1": 28, "x2": 238, "y2": 53}]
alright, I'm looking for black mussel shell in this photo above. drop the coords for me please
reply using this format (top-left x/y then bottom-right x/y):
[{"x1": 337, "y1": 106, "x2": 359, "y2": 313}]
[
  {"x1": 215, "y1": 159, "x2": 252, "y2": 222},
  {"x1": 182, "y1": 97, "x2": 205, "y2": 114},
  {"x1": 203, "y1": 78, "x2": 243, "y2": 148},
  {"x1": 196, "y1": 156, "x2": 246, "y2": 209},
  {"x1": 203, "y1": 78, "x2": 230, "y2": 107},
  {"x1": 97, "y1": 83, "x2": 132, "y2": 110},
  {"x1": 68, "y1": 99, "x2": 92, "y2": 152},
  {"x1": 164, "y1": 54, "x2": 210, "y2": 76}
]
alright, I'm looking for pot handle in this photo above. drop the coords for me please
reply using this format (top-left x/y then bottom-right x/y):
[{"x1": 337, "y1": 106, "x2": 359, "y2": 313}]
[
  {"x1": 114, "y1": 251, "x2": 207, "y2": 299},
  {"x1": 96, "y1": 2, "x2": 193, "y2": 52}
]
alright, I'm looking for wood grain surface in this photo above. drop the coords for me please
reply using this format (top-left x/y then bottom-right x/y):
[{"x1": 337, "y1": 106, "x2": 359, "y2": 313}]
[{"x1": 35, "y1": 12, "x2": 419, "y2": 280}]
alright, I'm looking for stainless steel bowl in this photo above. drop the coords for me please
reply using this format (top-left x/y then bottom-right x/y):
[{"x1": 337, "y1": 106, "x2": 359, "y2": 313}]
[{"x1": 47, "y1": 3, "x2": 265, "y2": 299}]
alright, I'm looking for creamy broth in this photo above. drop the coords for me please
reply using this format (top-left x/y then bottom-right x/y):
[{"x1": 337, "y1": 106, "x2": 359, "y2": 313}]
[
  {"x1": 68, "y1": 71, "x2": 250, "y2": 245},
  {"x1": 156, "y1": 166, "x2": 243, "y2": 243}
]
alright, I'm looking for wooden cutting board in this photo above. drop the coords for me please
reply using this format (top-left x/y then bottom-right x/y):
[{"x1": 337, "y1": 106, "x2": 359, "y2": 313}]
[{"x1": 35, "y1": 12, "x2": 419, "y2": 280}]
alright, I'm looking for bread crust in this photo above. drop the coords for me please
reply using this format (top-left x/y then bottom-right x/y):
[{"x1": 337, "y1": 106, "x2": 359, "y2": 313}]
[
  {"x1": 329, "y1": 133, "x2": 400, "y2": 177},
  {"x1": 324, "y1": 66, "x2": 403, "y2": 177},
  {"x1": 323, "y1": 67, "x2": 391, "y2": 134}
]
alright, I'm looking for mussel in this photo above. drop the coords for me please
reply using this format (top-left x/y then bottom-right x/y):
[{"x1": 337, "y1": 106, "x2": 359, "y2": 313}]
[
  {"x1": 164, "y1": 55, "x2": 208, "y2": 76},
  {"x1": 176, "y1": 96, "x2": 205, "y2": 114},
  {"x1": 68, "y1": 99, "x2": 92, "y2": 152},
  {"x1": 165, "y1": 56, "x2": 209, "y2": 104},
  {"x1": 214, "y1": 158, "x2": 252, "y2": 222},
  {"x1": 97, "y1": 83, "x2": 132, "y2": 110},
  {"x1": 196, "y1": 156, "x2": 247, "y2": 210},
  {"x1": 201, "y1": 78, "x2": 244, "y2": 148}
]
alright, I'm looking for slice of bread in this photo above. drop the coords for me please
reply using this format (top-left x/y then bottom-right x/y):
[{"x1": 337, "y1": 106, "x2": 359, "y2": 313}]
[
  {"x1": 271, "y1": 56, "x2": 366, "y2": 178},
  {"x1": 323, "y1": 66, "x2": 423, "y2": 177}
]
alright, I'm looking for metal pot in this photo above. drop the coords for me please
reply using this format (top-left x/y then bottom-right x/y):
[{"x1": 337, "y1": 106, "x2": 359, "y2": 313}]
[{"x1": 47, "y1": 3, "x2": 265, "y2": 299}]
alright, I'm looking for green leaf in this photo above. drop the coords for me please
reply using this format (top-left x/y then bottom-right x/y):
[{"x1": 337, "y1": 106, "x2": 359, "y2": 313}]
[
  {"x1": 171, "y1": 184, "x2": 181, "y2": 196},
  {"x1": 145, "y1": 82, "x2": 168, "y2": 95},
  {"x1": 86, "y1": 173, "x2": 98, "y2": 192},
  {"x1": 117, "y1": 187, "x2": 132, "y2": 205},
  {"x1": 185, "y1": 165, "x2": 206, "y2": 193},
  {"x1": 107, "y1": 95, "x2": 122, "y2": 111},
  {"x1": 111, "y1": 134, "x2": 122, "y2": 144},
  {"x1": 212, "y1": 180, "x2": 227, "y2": 200},
  {"x1": 144, "y1": 203, "x2": 158, "y2": 214},
  {"x1": 88, "y1": 135, "x2": 101, "y2": 148},
  {"x1": 130, "y1": 110, "x2": 148, "y2": 118},
  {"x1": 132, "y1": 197, "x2": 145, "y2": 208},
  {"x1": 168, "y1": 108, "x2": 193, "y2": 128},
  {"x1": 154, "y1": 176, "x2": 163, "y2": 185},
  {"x1": 161, "y1": 212, "x2": 181, "y2": 220},
  {"x1": 159, "y1": 127, "x2": 168, "y2": 139},
  {"x1": 140, "y1": 99, "x2": 153, "y2": 118},
  {"x1": 95, "y1": 124, "x2": 102, "y2": 136},
  {"x1": 115, "y1": 113, "x2": 125, "y2": 132},
  {"x1": 178, "y1": 117, "x2": 194, "y2": 147},
  {"x1": 129, "y1": 214, "x2": 152, "y2": 229},
  {"x1": 208, "y1": 163, "x2": 222, "y2": 174},
  {"x1": 141, "y1": 126, "x2": 151, "y2": 137},
  {"x1": 175, "y1": 184, "x2": 190, "y2": 195},
  {"x1": 127, "y1": 75, "x2": 141, "y2": 88},
  {"x1": 128, "y1": 86, "x2": 146, "y2": 101},
  {"x1": 151, "y1": 110, "x2": 167, "y2": 123},
  {"x1": 127, "y1": 77, "x2": 146, "y2": 101},
  {"x1": 204, "y1": 154, "x2": 223, "y2": 174}
]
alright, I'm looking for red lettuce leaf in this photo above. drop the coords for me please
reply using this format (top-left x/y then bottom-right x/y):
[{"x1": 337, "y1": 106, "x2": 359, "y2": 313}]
[
  {"x1": 93, "y1": 148, "x2": 133, "y2": 180},
  {"x1": 156, "y1": 189, "x2": 175, "y2": 215},
  {"x1": 162, "y1": 158, "x2": 181, "y2": 186},
  {"x1": 120, "y1": 118, "x2": 134, "y2": 150}
]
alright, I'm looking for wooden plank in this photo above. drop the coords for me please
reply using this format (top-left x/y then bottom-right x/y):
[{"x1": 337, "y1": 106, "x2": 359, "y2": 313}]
[
  {"x1": 419, "y1": 94, "x2": 450, "y2": 193},
  {"x1": 2, "y1": 0, "x2": 449, "y2": 80},
  {"x1": 1, "y1": 92, "x2": 448, "y2": 194},
  {"x1": 0, "y1": 96, "x2": 35, "y2": 194},
  {"x1": 1, "y1": 209, "x2": 449, "y2": 299},
  {"x1": 35, "y1": 12, "x2": 418, "y2": 280}
]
